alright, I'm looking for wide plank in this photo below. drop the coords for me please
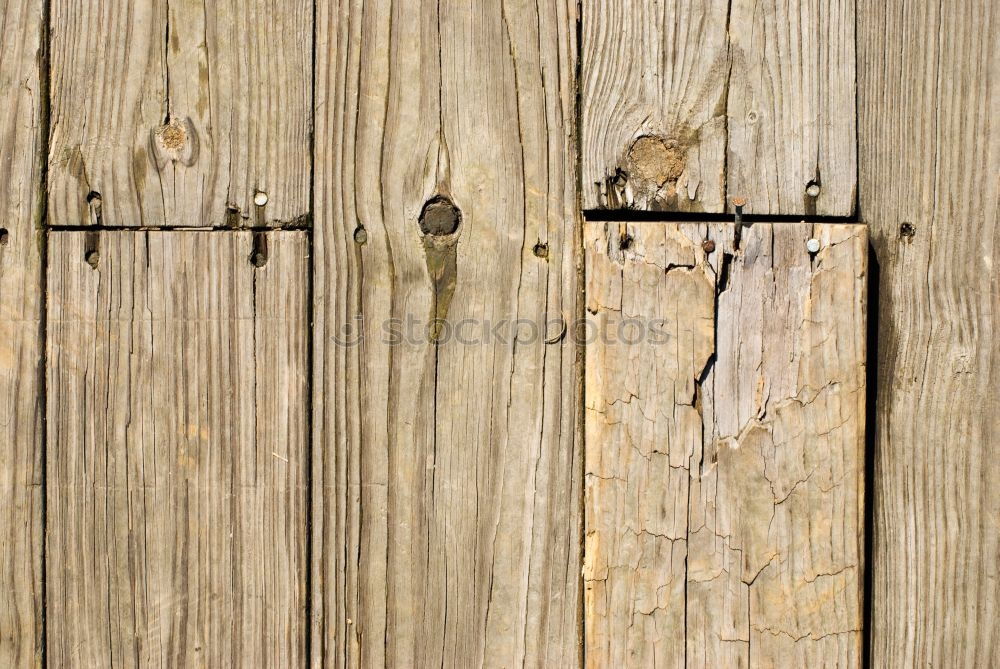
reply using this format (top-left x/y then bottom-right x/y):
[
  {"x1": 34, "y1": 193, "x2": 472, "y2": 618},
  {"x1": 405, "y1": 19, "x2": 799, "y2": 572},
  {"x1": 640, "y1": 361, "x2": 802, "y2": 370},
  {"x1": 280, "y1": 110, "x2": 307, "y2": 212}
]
[
  {"x1": 859, "y1": 0, "x2": 1000, "y2": 665},
  {"x1": 47, "y1": 0, "x2": 312, "y2": 228},
  {"x1": 0, "y1": 0, "x2": 44, "y2": 664},
  {"x1": 581, "y1": 0, "x2": 856, "y2": 216},
  {"x1": 46, "y1": 231, "x2": 309, "y2": 666},
  {"x1": 311, "y1": 1, "x2": 582, "y2": 665},
  {"x1": 584, "y1": 221, "x2": 866, "y2": 667}
]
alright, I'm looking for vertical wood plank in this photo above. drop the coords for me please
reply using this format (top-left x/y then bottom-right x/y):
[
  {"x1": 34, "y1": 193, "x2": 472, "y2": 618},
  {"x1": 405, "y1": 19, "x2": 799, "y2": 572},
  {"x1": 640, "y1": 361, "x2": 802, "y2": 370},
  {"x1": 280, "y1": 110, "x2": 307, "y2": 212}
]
[
  {"x1": 584, "y1": 222, "x2": 866, "y2": 667},
  {"x1": 581, "y1": 0, "x2": 856, "y2": 216},
  {"x1": 311, "y1": 1, "x2": 582, "y2": 665},
  {"x1": 0, "y1": 0, "x2": 44, "y2": 664},
  {"x1": 46, "y1": 231, "x2": 309, "y2": 666},
  {"x1": 859, "y1": 1, "x2": 1000, "y2": 665},
  {"x1": 47, "y1": 0, "x2": 312, "y2": 228}
]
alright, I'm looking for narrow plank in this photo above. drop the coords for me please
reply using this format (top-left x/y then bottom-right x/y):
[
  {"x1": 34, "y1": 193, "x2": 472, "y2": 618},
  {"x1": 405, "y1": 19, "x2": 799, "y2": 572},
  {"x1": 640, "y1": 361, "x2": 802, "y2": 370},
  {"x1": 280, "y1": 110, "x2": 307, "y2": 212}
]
[
  {"x1": 581, "y1": 0, "x2": 856, "y2": 216},
  {"x1": 311, "y1": 1, "x2": 582, "y2": 666},
  {"x1": 47, "y1": 0, "x2": 312, "y2": 228},
  {"x1": 46, "y1": 231, "x2": 309, "y2": 666},
  {"x1": 859, "y1": 1, "x2": 1000, "y2": 665},
  {"x1": 0, "y1": 0, "x2": 44, "y2": 664},
  {"x1": 584, "y1": 221, "x2": 865, "y2": 667}
]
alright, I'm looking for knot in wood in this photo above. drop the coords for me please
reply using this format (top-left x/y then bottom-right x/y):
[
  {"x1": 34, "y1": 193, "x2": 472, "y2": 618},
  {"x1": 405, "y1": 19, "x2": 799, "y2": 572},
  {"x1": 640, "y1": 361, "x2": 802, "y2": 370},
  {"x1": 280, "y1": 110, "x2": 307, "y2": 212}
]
[
  {"x1": 627, "y1": 135, "x2": 686, "y2": 186},
  {"x1": 419, "y1": 196, "x2": 461, "y2": 236}
]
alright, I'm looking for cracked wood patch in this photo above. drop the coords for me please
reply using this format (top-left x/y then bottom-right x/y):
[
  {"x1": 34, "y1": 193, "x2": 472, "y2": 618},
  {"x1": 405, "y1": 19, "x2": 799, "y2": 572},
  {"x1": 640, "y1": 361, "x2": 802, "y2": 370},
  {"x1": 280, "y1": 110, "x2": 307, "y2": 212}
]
[
  {"x1": 45, "y1": 231, "x2": 309, "y2": 666},
  {"x1": 584, "y1": 221, "x2": 866, "y2": 667},
  {"x1": 580, "y1": 0, "x2": 856, "y2": 215},
  {"x1": 47, "y1": 0, "x2": 312, "y2": 228}
]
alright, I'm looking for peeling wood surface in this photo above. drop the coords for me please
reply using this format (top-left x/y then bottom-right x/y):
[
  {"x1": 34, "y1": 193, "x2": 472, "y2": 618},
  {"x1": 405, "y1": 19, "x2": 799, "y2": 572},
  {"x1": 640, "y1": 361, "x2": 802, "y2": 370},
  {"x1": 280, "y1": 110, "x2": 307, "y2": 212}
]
[
  {"x1": 581, "y1": 0, "x2": 856, "y2": 216},
  {"x1": 46, "y1": 231, "x2": 309, "y2": 666},
  {"x1": 859, "y1": 0, "x2": 1000, "y2": 665},
  {"x1": 584, "y1": 222, "x2": 866, "y2": 667},
  {"x1": 311, "y1": 1, "x2": 582, "y2": 665},
  {"x1": 47, "y1": 0, "x2": 312, "y2": 228},
  {"x1": 0, "y1": 0, "x2": 44, "y2": 665}
]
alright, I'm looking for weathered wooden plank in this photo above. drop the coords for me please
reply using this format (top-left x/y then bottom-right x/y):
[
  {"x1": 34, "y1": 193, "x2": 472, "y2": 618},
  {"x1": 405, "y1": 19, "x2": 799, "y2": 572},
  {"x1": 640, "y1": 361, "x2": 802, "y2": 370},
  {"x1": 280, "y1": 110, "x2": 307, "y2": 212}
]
[
  {"x1": 0, "y1": 0, "x2": 44, "y2": 664},
  {"x1": 47, "y1": 0, "x2": 312, "y2": 228},
  {"x1": 46, "y1": 231, "x2": 309, "y2": 666},
  {"x1": 584, "y1": 221, "x2": 865, "y2": 667},
  {"x1": 581, "y1": 0, "x2": 856, "y2": 216},
  {"x1": 859, "y1": 1, "x2": 1000, "y2": 665},
  {"x1": 311, "y1": 1, "x2": 581, "y2": 665}
]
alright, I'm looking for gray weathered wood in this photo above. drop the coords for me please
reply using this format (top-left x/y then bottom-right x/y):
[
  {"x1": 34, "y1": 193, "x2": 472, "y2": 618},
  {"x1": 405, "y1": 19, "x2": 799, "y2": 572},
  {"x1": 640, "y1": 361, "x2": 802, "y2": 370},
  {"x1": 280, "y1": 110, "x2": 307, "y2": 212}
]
[
  {"x1": 46, "y1": 231, "x2": 309, "y2": 666},
  {"x1": 0, "y1": 0, "x2": 44, "y2": 664},
  {"x1": 859, "y1": 1, "x2": 1000, "y2": 665},
  {"x1": 581, "y1": 0, "x2": 856, "y2": 216},
  {"x1": 47, "y1": 0, "x2": 312, "y2": 228},
  {"x1": 584, "y1": 221, "x2": 866, "y2": 667},
  {"x1": 311, "y1": 1, "x2": 582, "y2": 665}
]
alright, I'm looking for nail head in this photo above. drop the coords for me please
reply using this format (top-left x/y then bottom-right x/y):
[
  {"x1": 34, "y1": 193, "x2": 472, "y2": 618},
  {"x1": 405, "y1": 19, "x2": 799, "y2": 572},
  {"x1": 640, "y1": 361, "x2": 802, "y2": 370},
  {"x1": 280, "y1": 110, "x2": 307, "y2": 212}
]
[
  {"x1": 806, "y1": 238, "x2": 821, "y2": 253},
  {"x1": 253, "y1": 191, "x2": 269, "y2": 206},
  {"x1": 353, "y1": 226, "x2": 368, "y2": 245},
  {"x1": 702, "y1": 240, "x2": 716, "y2": 254},
  {"x1": 85, "y1": 250, "x2": 100, "y2": 268},
  {"x1": 806, "y1": 181, "x2": 821, "y2": 197}
]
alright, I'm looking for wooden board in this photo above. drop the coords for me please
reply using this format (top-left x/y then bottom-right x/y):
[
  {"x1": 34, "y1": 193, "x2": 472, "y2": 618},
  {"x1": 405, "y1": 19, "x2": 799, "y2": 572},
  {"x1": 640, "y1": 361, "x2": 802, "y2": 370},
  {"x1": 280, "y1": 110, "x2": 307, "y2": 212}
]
[
  {"x1": 46, "y1": 231, "x2": 309, "y2": 666},
  {"x1": 581, "y1": 0, "x2": 856, "y2": 216},
  {"x1": 859, "y1": 1, "x2": 1000, "y2": 665},
  {"x1": 311, "y1": 1, "x2": 582, "y2": 665},
  {"x1": 584, "y1": 221, "x2": 866, "y2": 667},
  {"x1": 47, "y1": 0, "x2": 312, "y2": 228},
  {"x1": 0, "y1": 0, "x2": 44, "y2": 664}
]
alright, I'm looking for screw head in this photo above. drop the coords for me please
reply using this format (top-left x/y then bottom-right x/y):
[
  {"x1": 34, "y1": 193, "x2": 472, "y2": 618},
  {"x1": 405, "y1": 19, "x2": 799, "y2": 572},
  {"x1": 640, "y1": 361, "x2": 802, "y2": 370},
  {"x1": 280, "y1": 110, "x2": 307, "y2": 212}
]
[
  {"x1": 253, "y1": 191, "x2": 269, "y2": 206},
  {"x1": 806, "y1": 238, "x2": 821, "y2": 253}
]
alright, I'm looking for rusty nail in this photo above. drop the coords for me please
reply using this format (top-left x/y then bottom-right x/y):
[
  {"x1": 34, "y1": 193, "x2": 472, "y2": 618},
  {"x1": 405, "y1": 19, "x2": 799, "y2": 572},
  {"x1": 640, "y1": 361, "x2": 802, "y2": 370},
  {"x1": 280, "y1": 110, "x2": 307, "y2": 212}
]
[{"x1": 702, "y1": 239, "x2": 716, "y2": 254}]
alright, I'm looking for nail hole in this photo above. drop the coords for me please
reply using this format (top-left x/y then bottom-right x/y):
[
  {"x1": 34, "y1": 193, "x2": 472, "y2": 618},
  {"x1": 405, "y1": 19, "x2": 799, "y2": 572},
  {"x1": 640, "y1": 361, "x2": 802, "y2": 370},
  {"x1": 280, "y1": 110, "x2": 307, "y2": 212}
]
[
  {"x1": 85, "y1": 250, "x2": 100, "y2": 268},
  {"x1": 419, "y1": 196, "x2": 462, "y2": 236},
  {"x1": 899, "y1": 222, "x2": 916, "y2": 238},
  {"x1": 0, "y1": 228, "x2": 9, "y2": 246},
  {"x1": 354, "y1": 226, "x2": 368, "y2": 245},
  {"x1": 86, "y1": 191, "x2": 101, "y2": 204},
  {"x1": 532, "y1": 242, "x2": 549, "y2": 258},
  {"x1": 619, "y1": 233, "x2": 633, "y2": 251},
  {"x1": 746, "y1": 110, "x2": 759, "y2": 124}
]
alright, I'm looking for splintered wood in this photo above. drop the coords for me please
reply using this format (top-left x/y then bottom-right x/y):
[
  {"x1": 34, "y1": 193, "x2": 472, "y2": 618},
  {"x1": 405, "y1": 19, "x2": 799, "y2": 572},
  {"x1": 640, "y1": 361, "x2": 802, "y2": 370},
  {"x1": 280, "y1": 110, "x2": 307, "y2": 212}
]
[
  {"x1": 584, "y1": 222, "x2": 866, "y2": 667},
  {"x1": 46, "y1": 232, "x2": 309, "y2": 666},
  {"x1": 581, "y1": 0, "x2": 856, "y2": 215},
  {"x1": 47, "y1": 0, "x2": 312, "y2": 228}
]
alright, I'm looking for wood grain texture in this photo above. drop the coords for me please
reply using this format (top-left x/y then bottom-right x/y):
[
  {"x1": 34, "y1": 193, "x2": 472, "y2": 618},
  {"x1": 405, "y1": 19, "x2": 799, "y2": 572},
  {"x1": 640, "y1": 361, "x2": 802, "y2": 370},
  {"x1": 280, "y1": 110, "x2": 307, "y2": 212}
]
[
  {"x1": 46, "y1": 231, "x2": 309, "y2": 666},
  {"x1": 581, "y1": 0, "x2": 856, "y2": 216},
  {"x1": 584, "y1": 221, "x2": 866, "y2": 667},
  {"x1": 311, "y1": 1, "x2": 582, "y2": 666},
  {"x1": 47, "y1": 0, "x2": 312, "y2": 228},
  {"x1": 0, "y1": 0, "x2": 44, "y2": 665},
  {"x1": 859, "y1": 1, "x2": 1000, "y2": 665}
]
